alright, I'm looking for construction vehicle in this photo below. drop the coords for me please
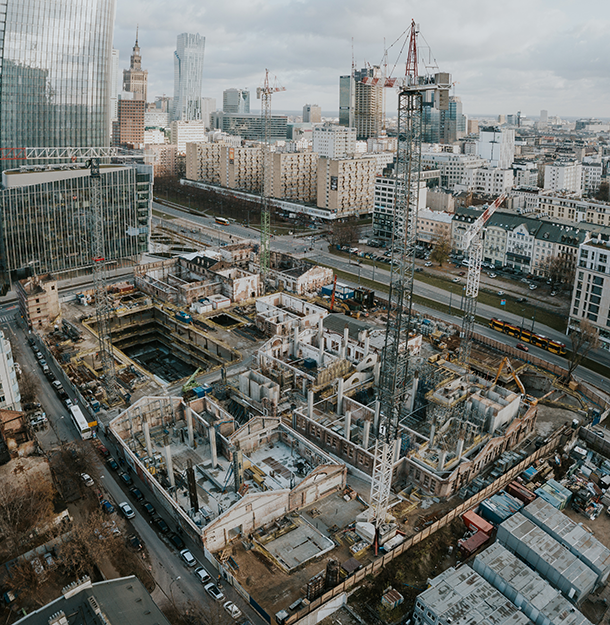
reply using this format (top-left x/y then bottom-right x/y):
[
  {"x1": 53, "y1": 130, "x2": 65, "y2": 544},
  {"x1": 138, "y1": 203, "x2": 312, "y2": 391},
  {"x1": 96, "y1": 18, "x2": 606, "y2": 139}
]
[
  {"x1": 182, "y1": 367, "x2": 202, "y2": 395},
  {"x1": 493, "y1": 357, "x2": 537, "y2": 406}
]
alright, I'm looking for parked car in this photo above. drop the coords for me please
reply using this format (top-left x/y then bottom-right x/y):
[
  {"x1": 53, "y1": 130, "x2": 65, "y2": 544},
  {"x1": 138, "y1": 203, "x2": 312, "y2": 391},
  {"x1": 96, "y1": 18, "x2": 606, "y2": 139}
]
[
  {"x1": 195, "y1": 566, "x2": 210, "y2": 583},
  {"x1": 80, "y1": 473, "x2": 94, "y2": 487},
  {"x1": 489, "y1": 272, "x2": 497, "y2": 278},
  {"x1": 27, "y1": 337, "x2": 35, "y2": 347},
  {"x1": 128, "y1": 534, "x2": 143, "y2": 550},
  {"x1": 497, "y1": 291, "x2": 505, "y2": 296},
  {"x1": 517, "y1": 297, "x2": 527, "y2": 303},
  {"x1": 106, "y1": 457, "x2": 119, "y2": 471},
  {"x1": 129, "y1": 486, "x2": 144, "y2": 502},
  {"x1": 119, "y1": 502, "x2": 135, "y2": 519},
  {"x1": 223, "y1": 601, "x2": 243, "y2": 620},
  {"x1": 180, "y1": 549, "x2": 197, "y2": 567},
  {"x1": 204, "y1": 582, "x2": 225, "y2": 602},
  {"x1": 458, "y1": 271, "x2": 466, "y2": 276},
  {"x1": 452, "y1": 277, "x2": 460, "y2": 283},
  {"x1": 96, "y1": 444, "x2": 110, "y2": 458},
  {"x1": 118, "y1": 472, "x2": 133, "y2": 486},
  {"x1": 516, "y1": 343, "x2": 529, "y2": 352},
  {"x1": 550, "y1": 291, "x2": 557, "y2": 296},
  {"x1": 152, "y1": 516, "x2": 170, "y2": 534},
  {"x1": 529, "y1": 284, "x2": 537, "y2": 290},
  {"x1": 424, "y1": 261, "x2": 432, "y2": 267},
  {"x1": 169, "y1": 533, "x2": 185, "y2": 550},
  {"x1": 142, "y1": 501, "x2": 156, "y2": 516}
]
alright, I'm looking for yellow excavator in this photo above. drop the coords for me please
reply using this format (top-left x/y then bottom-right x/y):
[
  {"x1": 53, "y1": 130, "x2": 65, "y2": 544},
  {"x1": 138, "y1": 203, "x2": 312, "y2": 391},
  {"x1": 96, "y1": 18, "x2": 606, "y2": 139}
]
[{"x1": 493, "y1": 357, "x2": 537, "y2": 406}]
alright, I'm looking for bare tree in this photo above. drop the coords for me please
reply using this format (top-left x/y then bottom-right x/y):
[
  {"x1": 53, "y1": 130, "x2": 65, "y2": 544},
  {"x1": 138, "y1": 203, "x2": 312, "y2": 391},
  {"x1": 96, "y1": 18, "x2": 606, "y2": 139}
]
[
  {"x1": 565, "y1": 320, "x2": 600, "y2": 383},
  {"x1": 331, "y1": 220, "x2": 358, "y2": 247},
  {"x1": 18, "y1": 369, "x2": 40, "y2": 405},
  {"x1": 540, "y1": 254, "x2": 575, "y2": 287},
  {"x1": 430, "y1": 234, "x2": 452, "y2": 267},
  {"x1": 5, "y1": 560, "x2": 45, "y2": 606},
  {"x1": 0, "y1": 479, "x2": 55, "y2": 556}
]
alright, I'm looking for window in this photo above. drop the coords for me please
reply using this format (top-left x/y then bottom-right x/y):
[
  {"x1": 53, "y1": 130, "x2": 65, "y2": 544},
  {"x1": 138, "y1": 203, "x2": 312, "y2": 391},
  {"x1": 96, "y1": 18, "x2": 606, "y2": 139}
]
[
  {"x1": 594, "y1": 276, "x2": 604, "y2": 286},
  {"x1": 588, "y1": 312, "x2": 598, "y2": 322}
]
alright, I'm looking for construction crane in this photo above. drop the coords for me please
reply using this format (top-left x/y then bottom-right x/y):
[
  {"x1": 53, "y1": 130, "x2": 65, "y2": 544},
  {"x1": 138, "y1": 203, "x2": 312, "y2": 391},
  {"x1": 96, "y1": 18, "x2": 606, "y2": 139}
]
[
  {"x1": 459, "y1": 192, "x2": 506, "y2": 367},
  {"x1": 369, "y1": 21, "x2": 451, "y2": 531},
  {"x1": 256, "y1": 69, "x2": 286, "y2": 282},
  {"x1": 330, "y1": 275, "x2": 338, "y2": 313},
  {"x1": 0, "y1": 147, "x2": 121, "y2": 403}
]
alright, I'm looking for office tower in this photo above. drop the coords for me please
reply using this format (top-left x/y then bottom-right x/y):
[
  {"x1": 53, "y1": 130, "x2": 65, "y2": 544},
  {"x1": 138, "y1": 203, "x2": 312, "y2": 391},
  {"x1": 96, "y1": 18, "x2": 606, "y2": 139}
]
[
  {"x1": 477, "y1": 127, "x2": 515, "y2": 169},
  {"x1": 110, "y1": 49, "x2": 121, "y2": 122},
  {"x1": 223, "y1": 89, "x2": 250, "y2": 115},
  {"x1": 0, "y1": 0, "x2": 116, "y2": 166},
  {"x1": 440, "y1": 96, "x2": 466, "y2": 144},
  {"x1": 540, "y1": 110, "x2": 548, "y2": 125},
  {"x1": 123, "y1": 29, "x2": 148, "y2": 101},
  {"x1": 173, "y1": 33, "x2": 206, "y2": 121},
  {"x1": 303, "y1": 104, "x2": 322, "y2": 123},
  {"x1": 339, "y1": 75, "x2": 354, "y2": 128},
  {"x1": 201, "y1": 97, "x2": 216, "y2": 129},
  {"x1": 115, "y1": 96, "x2": 145, "y2": 148}
]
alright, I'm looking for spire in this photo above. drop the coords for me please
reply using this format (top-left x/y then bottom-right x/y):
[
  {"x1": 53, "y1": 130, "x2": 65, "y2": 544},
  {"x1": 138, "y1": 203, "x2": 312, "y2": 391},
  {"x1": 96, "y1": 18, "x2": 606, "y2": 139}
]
[{"x1": 135, "y1": 24, "x2": 139, "y2": 47}]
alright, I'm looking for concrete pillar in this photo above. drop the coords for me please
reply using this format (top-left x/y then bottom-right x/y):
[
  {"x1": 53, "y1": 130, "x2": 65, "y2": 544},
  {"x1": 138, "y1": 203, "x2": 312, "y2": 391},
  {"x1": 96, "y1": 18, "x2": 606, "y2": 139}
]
[
  {"x1": 308, "y1": 390, "x2": 314, "y2": 419},
  {"x1": 302, "y1": 378, "x2": 307, "y2": 395},
  {"x1": 342, "y1": 326, "x2": 349, "y2": 359},
  {"x1": 393, "y1": 438, "x2": 401, "y2": 463},
  {"x1": 374, "y1": 400, "x2": 380, "y2": 433},
  {"x1": 209, "y1": 424, "x2": 218, "y2": 468},
  {"x1": 337, "y1": 378, "x2": 344, "y2": 415},
  {"x1": 373, "y1": 361, "x2": 381, "y2": 385},
  {"x1": 408, "y1": 373, "x2": 419, "y2": 412},
  {"x1": 318, "y1": 336, "x2": 324, "y2": 364},
  {"x1": 186, "y1": 405, "x2": 194, "y2": 448},
  {"x1": 363, "y1": 420, "x2": 371, "y2": 449},
  {"x1": 292, "y1": 409, "x2": 297, "y2": 430},
  {"x1": 293, "y1": 325, "x2": 299, "y2": 358},
  {"x1": 344, "y1": 410, "x2": 352, "y2": 441},
  {"x1": 429, "y1": 423, "x2": 436, "y2": 446},
  {"x1": 317, "y1": 323, "x2": 323, "y2": 348},
  {"x1": 164, "y1": 437, "x2": 175, "y2": 489},
  {"x1": 438, "y1": 450, "x2": 447, "y2": 471},
  {"x1": 143, "y1": 419, "x2": 153, "y2": 459},
  {"x1": 363, "y1": 331, "x2": 370, "y2": 358},
  {"x1": 456, "y1": 437, "x2": 464, "y2": 460}
]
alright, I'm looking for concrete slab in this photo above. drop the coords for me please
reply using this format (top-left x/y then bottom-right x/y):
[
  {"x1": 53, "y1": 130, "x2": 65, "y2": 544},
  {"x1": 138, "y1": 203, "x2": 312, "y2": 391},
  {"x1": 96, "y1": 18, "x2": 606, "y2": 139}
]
[
  {"x1": 302, "y1": 492, "x2": 366, "y2": 535},
  {"x1": 263, "y1": 520, "x2": 335, "y2": 571}
]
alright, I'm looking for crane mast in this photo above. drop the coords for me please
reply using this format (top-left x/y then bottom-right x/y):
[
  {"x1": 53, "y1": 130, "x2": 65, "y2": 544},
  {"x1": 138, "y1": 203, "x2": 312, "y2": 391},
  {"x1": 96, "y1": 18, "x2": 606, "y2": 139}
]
[
  {"x1": 459, "y1": 192, "x2": 506, "y2": 366},
  {"x1": 370, "y1": 21, "x2": 450, "y2": 529},
  {"x1": 257, "y1": 70, "x2": 285, "y2": 281}
]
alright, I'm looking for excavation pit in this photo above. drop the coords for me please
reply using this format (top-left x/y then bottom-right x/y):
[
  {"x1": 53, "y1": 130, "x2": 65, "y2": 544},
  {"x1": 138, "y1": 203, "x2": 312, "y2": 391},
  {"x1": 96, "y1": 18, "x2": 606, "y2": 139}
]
[
  {"x1": 86, "y1": 304, "x2": 239, "y2": 384},
  {"x1": 209, "y1": 313, "x2": 241, "y2": 328}
]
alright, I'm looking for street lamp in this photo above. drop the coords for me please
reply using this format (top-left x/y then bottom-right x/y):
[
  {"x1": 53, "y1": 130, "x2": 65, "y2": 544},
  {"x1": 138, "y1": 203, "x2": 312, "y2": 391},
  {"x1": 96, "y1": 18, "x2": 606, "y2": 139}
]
[
  {"x1": 531, "y1": 310, "x2": 536, "y2": 333},
  {"x1": 169, "y1": 576, "x2": 181, "y2": 609},
  {"x1": 449, "y1": 287, "x2": 453, "y2": 315}
]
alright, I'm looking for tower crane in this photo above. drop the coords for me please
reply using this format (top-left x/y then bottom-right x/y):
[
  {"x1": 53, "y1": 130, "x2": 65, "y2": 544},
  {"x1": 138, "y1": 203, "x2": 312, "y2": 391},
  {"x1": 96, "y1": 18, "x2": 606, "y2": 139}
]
[
  {"x1": 256, "y1": 70, "x2": 286, "y2": 282},
  {"x1": 369, "y1": 21, "x2": 450, "y2": 530},
  {"x1": 459, "y1": 192, "x2": 506, "y2": 367}
]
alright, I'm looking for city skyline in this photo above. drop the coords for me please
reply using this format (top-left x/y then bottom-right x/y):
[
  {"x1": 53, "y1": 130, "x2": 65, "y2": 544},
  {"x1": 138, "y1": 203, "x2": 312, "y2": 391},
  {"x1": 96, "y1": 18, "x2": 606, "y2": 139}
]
[{"x1": 114, "y1": 0, "x2": 610, "y2": 118}]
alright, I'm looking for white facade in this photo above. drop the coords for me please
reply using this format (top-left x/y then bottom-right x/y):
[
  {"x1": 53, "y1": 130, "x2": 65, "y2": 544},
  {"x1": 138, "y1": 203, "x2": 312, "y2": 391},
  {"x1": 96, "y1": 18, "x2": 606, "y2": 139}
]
[
  {"x1": 483, "y1": 224, "x2": 508, "y2": 267},
  {"x1": 421, "y1": 151, "x2": 485, "y2": 189},
  {"x1": 0, "y1": 330, "x2": 20, "y2": 411},
  {"x1": 582, "y1": 162, "x2": 603, "y2": 196},
  {"x1": 312, "y1": 125, "x2": 356, "y2": 159},
  {"x1": 201, "y1": 97, "x2": 216, "y2": 130},
  {"x1": 477, "y1": 126, "x2": 515, "y2": 169},
  {"x1": 145, "y1": 110, "x2": 169, "y2": 128},
  {"x1": 571, "y1": 235, "x2": 610, "y2": 349},
  {"x1": 109, "y1": 48, "x2": 120, "y2": 123},
  {"x1": 463, "y1": 167, "x2": 514, "y2": 195},
  {"x1": 144, "y1": 129, "x2": 166, "y2": 145},
  {"x1": 544, "y1": 160, "x2": 583, "y2": 194},
  {"x1": 170, "y1": 121, "x2": 208, "y2": 153},
  {"x1": 173, "y1": 33, "x2": 206, "y2": 121}
]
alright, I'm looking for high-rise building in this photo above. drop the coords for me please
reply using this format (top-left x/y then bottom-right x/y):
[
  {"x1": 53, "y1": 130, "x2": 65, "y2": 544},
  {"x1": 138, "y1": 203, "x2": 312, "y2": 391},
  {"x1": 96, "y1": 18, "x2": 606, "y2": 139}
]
[
  {"x1": 303, "y1": 104, "x2": 322, "y2": 123},
  {"x1": 110, "y1": 49, "x2": 121, "y2": 123},
  {"x1": 0, "y1": 0, "x2": 116, "y2": 169},
  {"x1": 0, "y1": 164, "x2": 152, "y2": 287},
  {"x1": 201, "y1": 97, "x2": 216, "y2": 129},
  {"x1": 210, "y1": 112, "x2": 287, "y2": 142},
  {"x1": 172, "y1": 33, "x2": 206, "y2": 122},
  {"x1": 440, "y1": 96, "x2": 467, "y2": 144},
  {"x1": 114, "y1": 97, "x2": 145, "y2": 148},
  {"x1": 223, "y1": 89, "x2": 250, "y2": 115},
  {"x1": 338, "y1": 68, "x2": 383, "y2": 140},
  {"x1": 123, "y1": 29, "x2": 148, "y2": 101}
]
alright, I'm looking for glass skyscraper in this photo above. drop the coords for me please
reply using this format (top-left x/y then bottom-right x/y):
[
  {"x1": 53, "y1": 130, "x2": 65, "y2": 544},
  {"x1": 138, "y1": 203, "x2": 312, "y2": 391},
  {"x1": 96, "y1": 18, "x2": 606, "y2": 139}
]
[
  {"x1": 0, "y1": 0, "x2": 115, "y2": 161},
  {"x1": 173, "y1": 33, "x2": 206, "y2": 122}
]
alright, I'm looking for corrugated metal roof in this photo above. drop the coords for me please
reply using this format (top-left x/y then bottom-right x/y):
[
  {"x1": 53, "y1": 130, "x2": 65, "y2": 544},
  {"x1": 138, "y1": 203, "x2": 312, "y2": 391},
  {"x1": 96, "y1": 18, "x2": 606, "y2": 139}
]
[{"x1": 474, "y1": 542, "x2": 593, "y2": 625}]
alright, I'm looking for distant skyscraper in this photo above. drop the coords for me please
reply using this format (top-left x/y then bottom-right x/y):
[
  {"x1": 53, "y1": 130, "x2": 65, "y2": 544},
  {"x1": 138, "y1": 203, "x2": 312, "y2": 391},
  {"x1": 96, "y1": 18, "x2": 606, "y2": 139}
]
[
  {"x1": 110, "y1": 49, "x2": 121, "y2": 122},
  {"x1": 440, "y1": 96, "x2": 466, "y2": 144},
  {"x1": 223, "y1": 89, "x2": 250, "y2": 115},
  {"x1": 0, "y1": 0, "x2": 116, "y2": 165},
  {"x1": 338, "y1": 68, "x2": 382, "y2": 140},
  {"x1": 539, "y1": 109, "x2": 548, "y2": 125},
  {"x1": 172, "y1": 33, "x2": 206, "y2": 122},
  {"x1": 201, "y1": 97, "x2": 216, "y2": 129},
  {"x1": 303, "y1": 104, "x2": 322, "y2": 123},
  {"x1": 123, "y1": 29, "x2": 148, "y2": 101}
]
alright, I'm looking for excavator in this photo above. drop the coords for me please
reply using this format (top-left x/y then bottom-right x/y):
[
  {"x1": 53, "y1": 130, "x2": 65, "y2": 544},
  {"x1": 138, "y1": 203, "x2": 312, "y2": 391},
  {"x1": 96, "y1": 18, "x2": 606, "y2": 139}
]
[{"x1": 493, "y1": 357, "x2": 538, "y2": 406}]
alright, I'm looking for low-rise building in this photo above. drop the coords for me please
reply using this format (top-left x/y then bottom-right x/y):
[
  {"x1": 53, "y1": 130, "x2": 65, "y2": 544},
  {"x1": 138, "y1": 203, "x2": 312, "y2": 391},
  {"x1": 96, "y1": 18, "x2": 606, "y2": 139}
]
[
  {"x1": 15, "y1": 273, "x2": 60, "y2": 329},
  {"x1": 416, "y1": 208, "x2": 453, "y2": 247},
  {"x1": 0, "y1": 331, "x2": 20, "y2": 412},
  {"x1": 143, "y1": 144, "x2": 178, "y2": 177}
]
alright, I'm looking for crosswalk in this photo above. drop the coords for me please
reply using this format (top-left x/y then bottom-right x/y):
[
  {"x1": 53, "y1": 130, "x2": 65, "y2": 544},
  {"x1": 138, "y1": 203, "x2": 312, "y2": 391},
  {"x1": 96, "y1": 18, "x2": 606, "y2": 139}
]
[{"x1": 0, "y1": 313, "x2": 15, "y2": 324}]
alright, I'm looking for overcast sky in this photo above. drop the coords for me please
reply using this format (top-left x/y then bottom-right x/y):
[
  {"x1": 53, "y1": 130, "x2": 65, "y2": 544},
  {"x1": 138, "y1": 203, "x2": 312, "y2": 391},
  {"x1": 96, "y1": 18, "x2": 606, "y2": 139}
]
[{"x1": 114, "y1": 0, "x2": 610, "y2": 119}]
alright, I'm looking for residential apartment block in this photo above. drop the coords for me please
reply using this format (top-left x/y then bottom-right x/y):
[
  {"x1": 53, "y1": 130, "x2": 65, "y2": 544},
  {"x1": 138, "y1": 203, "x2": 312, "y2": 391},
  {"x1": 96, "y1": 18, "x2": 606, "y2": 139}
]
[
  {"x1": 421, "y1": 151, "x2": 485, "y2": 189},
  {"x1": 373, "y1": 175, "x2": 428, "y2": 240},
  {"x1": 15, "y1": 273, "x2": 59, "y2": 330},
  {"x1": 416, "y1": 208, "x2": 453, "y2": 246},
  {"x1": 317, "y1": 156, "x2": 377, "y2": 217},
  {"x1": 170, "y1": 121, "x2": 208, "y2": 153},
  {"x1": 477, "y1": 126, "x2": 515, "y2": 169},
  {"x1": 582, "y1": 161, "x2": 603, "y2": 196},
  {"x1": 186, "y1": 142, "x2": 223, "y2": 184},
  {"x1": 463, "y1": 167, "x2": 514, "y2": 195},
  {"x1": 544, "y1": 160, "x2": 583, "y2": 194},
  {"x1": 264, "y1": 152, "x2": 319, "y2": 203},
  {"x1": 312, "y1": 125, "x2": 357, "y2": 159}
]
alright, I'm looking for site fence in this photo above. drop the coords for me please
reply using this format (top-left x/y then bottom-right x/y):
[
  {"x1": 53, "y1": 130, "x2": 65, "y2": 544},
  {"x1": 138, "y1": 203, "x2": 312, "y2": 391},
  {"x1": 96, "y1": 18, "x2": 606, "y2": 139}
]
[{"x1": 285, "y1": 424, "x2": 570, "y2": 625}]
